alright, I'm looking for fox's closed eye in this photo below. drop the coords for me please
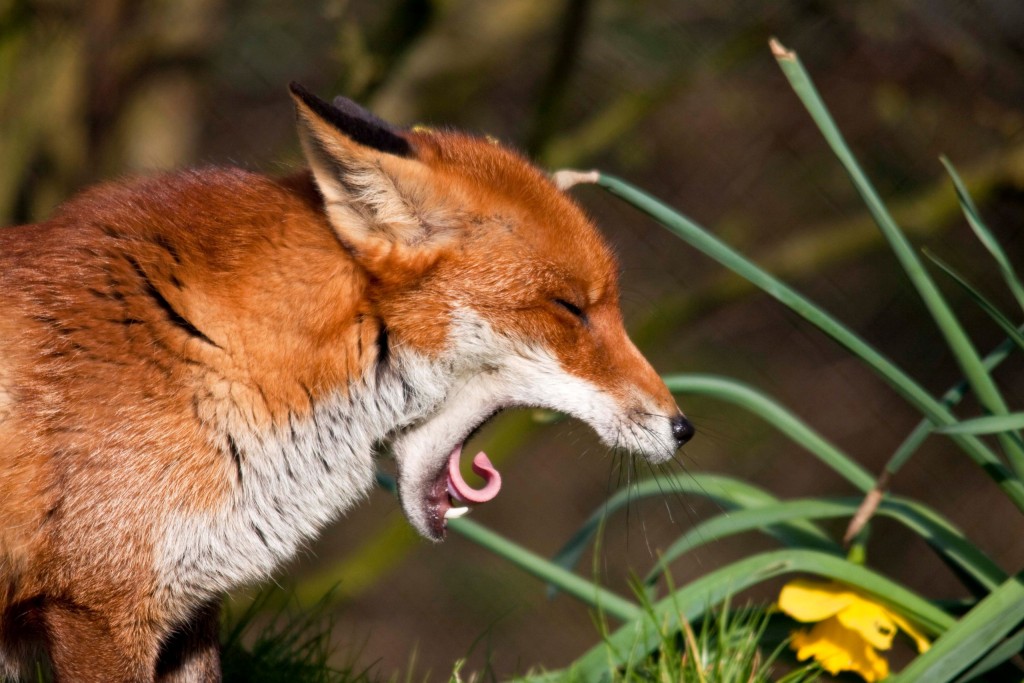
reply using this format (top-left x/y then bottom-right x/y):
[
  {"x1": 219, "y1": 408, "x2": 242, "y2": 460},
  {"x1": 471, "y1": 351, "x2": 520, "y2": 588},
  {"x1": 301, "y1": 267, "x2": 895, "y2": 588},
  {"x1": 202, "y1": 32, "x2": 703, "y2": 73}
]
[{"x1": 552, "y1": 298, "x2": 588, "y2": 324}]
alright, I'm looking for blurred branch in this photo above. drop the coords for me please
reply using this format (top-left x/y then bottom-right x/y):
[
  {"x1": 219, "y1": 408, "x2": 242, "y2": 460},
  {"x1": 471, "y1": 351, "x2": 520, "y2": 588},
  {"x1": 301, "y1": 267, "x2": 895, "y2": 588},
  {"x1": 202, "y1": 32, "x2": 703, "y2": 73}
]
[
  {"x1": 0, "y1": 0, "x2": 32, "y2": 40},
  {"x1": 0, "y1": 0, "x2": 216, "y2": 223},
  {"x1": 337, "y1": 0, "x2": 437, "y2": 101},
  {"x1": 83, "y1": 1, "x2": 210, "y2": 175},
  {"x1": 524, "y1": 0, "x2": 593, "y2": 157},
  {"x1": 83, "y1": 0, "x2": 133, "y2": 166},
  {"x1": 542, "y1": 86, "x2": 676, "y2": 168},
  {"x1": 370, "y1": 0, "x2": 559, "y2": 122},
  {"x1": 540, "y1": 28, "x2": 765, "y2": 168},
  {"x1": 628, "y1": 144, "x2": 1024, "y2": 349}
]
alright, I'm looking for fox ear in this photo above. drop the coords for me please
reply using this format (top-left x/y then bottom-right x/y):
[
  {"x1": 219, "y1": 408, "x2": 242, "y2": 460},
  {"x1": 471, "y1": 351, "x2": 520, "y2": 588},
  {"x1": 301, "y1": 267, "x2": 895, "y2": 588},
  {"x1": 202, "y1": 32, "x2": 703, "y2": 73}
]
[{"x1": 289, "y1": 83, "x2": 456, "y2": 269}]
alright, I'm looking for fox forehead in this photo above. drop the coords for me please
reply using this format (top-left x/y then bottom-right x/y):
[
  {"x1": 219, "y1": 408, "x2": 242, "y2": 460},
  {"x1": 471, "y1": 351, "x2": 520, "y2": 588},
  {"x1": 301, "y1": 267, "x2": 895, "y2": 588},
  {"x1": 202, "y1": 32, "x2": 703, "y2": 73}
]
[{"x1": 413, "y1": 129, "x2": 619, "y2": 302}]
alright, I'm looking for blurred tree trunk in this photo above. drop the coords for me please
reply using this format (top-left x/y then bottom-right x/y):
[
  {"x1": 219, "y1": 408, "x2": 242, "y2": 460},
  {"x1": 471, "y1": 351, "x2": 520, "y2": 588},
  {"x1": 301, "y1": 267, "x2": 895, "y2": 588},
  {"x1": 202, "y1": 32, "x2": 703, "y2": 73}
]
[
  {"x1": 524, "y1": 0, "x2": 592, "y2": 157},
  {"x1": 0, "y1": 0, "x2": 217, "y2": 226}
]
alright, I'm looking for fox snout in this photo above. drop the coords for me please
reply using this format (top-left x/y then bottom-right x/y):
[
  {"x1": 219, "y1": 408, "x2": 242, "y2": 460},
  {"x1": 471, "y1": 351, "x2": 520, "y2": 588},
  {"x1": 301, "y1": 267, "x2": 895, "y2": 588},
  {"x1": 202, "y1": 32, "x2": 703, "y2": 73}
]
[
  {"x1": 671, "y1": 414, "x2": 696, "y2": 446},
  {"x1": 604, "y1": 395, "x2": 693, "y2": 466},
  {"x1": 557, "y1": 309, "x2": 694, "y2": 465}
]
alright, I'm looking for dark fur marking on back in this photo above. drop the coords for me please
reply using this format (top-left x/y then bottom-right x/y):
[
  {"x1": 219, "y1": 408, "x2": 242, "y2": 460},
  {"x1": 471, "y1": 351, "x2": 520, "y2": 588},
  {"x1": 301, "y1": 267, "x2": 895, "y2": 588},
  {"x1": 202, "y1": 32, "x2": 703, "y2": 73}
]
[
  {"x1": 87, "y1": 286, "x2": 125, "y2": 302},
  {"x1": 152, "y1": 234, "x2": 182, "y2": 265},
  {"x1": 124, "y1": 255, "x2": 222, "y2": 349}
]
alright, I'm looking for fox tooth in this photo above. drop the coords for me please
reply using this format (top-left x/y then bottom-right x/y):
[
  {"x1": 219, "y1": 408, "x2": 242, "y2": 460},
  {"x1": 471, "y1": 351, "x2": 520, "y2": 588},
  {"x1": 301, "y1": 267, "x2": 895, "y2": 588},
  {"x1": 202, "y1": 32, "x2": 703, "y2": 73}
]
[{"x1": 444, "y1": 506, "x2": 470, "y2": 520}]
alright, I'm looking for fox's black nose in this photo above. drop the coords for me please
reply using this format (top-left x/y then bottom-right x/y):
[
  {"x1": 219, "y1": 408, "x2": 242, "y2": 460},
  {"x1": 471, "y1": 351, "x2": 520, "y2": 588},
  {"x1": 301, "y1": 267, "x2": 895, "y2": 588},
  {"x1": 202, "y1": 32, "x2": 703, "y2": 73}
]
[{"x1": 670, "y1": 414, "x2": 695, "y2": 447}]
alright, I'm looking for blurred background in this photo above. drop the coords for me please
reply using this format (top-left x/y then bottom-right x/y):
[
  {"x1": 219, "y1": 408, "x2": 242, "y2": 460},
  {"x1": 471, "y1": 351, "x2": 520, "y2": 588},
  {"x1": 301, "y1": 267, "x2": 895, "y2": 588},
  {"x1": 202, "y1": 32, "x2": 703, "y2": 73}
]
[{"x1": 3, "y1": 0, "x2": 1024, "y2": 678}]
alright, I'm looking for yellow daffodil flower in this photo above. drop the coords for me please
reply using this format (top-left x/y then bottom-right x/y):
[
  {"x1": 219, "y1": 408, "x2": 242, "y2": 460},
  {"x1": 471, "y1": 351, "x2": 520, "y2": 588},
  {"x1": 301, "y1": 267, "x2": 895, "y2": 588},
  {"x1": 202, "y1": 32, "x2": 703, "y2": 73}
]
[{"x1": 778, "y1": 579, "x2": 930, "y2": 682}]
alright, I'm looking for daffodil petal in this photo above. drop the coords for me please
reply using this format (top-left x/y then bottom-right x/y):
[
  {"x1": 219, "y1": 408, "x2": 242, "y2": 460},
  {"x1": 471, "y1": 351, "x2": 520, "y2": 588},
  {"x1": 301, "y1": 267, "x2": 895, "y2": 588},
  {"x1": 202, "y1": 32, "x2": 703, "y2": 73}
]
[
  {"x1": 836, "y1": 600, "x2": 898, "y2": 650},
  {"x1": 791, "y1": 619, "x2": 890, "y2": 682},
  {"x1": 859, "y1": 641, "x2": 891, "y2": 682},
  {"x1": 889, "y1": 611, "x2": 932, "y2": 653},
  {"x1": 791, "y1": 624, "x2": 853, "y2": 674},
  {"x1": 779, "y1": 579, "x2": 856, "y2": 622}
]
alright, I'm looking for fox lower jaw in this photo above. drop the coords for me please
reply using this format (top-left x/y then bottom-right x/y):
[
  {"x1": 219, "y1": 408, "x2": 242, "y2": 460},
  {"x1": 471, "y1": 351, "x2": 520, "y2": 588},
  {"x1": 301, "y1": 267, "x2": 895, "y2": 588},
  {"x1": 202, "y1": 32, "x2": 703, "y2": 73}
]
[{"x1": 392, "y1": 314, "x2": 680, "y2": 541}]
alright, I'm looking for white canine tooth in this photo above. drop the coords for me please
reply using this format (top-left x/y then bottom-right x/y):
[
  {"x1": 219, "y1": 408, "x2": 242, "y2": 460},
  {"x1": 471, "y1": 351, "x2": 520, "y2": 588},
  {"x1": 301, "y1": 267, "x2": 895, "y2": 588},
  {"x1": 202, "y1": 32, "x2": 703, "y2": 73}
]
[{"x1": 444, "y1": 506, "x2": 470, "y2": 520}]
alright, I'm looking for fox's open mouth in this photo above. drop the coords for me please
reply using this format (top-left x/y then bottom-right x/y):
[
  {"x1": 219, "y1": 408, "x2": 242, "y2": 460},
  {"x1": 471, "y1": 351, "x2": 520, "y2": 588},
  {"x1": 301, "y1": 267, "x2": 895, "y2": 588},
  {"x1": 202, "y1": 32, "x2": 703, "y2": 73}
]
[
  {"x1": 418, "y1": 406, "x2": 505, "y2": 540},
  {"x1": 423, "y1": 443, "x2": 503, "y2": 539}
]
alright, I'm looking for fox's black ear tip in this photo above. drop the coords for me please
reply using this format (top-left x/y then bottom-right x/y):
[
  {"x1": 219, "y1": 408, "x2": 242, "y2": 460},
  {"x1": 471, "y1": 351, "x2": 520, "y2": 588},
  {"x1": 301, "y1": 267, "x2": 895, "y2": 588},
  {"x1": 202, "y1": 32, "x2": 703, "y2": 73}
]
[
  {"x1": 288, "y1": 81, "x2": 311, "y2": 100},
  {"x1": 288, "y1": 82, "x2": 412, "y2": 158},
  {"x1": 331, "y1": 95, "x2": 356, "y2": 110}
]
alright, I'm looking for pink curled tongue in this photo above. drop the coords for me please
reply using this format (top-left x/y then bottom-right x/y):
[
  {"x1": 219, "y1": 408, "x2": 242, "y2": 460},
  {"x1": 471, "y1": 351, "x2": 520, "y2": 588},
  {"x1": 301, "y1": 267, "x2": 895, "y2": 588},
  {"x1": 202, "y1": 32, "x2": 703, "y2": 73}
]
[{"x1": 447, "y1": 445, "x2": 502, "y2": 504}]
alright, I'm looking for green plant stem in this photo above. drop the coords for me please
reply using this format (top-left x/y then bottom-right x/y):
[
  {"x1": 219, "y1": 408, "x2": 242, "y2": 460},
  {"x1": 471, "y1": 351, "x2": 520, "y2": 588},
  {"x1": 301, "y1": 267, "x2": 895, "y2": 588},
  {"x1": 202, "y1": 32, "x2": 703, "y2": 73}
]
[
  {"x1": 643, "y1": 496, "x2": 1006, "y2": 592},
  {"x1": 446, "y1": 516, "x2": 642, "y2": 624},
  {"x1": 927, "y1": 252, "x2": 1024, "y2": 354},
  {"x1": 375, "y1": 473, "x2": 641, "y2": 623},
  {"x1": 548, "y1": 472, "x2": 839, "y2": 586},
  {"x1": 883, "y1": 333, "x2": 1019, "y2": 476},
  {"x1": 664, "y1": 374, "x2": 874, "y2": 491},
  {"x1": 629, "y1": 144, "x2": 1024, "y2": 352},
  {"x1": 593, "y1": 172, "x2": 1024, "y2": 512},
  {"x1": 846, "y1": 332, "x2": 1022, "y2": 543},
  {"x1": 941, "y1": 156, "x2": 1024, "y2": 315},
  {"x1": 772, "y1": 39, "x2": 1024, "y2": 478}
]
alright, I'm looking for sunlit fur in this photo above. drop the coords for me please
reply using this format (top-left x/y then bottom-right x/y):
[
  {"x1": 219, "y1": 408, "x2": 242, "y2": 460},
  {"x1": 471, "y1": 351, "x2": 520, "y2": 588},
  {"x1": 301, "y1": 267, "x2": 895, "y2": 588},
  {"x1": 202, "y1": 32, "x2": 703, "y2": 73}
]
[{"x1": 0, "y1": 90, "x2": 685, "y2": 681}]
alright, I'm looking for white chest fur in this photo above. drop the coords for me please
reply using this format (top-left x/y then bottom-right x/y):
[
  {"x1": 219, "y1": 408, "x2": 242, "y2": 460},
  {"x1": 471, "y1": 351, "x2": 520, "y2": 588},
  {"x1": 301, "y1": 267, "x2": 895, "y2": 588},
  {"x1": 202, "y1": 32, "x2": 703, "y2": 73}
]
[{"x1": 156, "y1": 351, "x2": 446, "y2": 615}]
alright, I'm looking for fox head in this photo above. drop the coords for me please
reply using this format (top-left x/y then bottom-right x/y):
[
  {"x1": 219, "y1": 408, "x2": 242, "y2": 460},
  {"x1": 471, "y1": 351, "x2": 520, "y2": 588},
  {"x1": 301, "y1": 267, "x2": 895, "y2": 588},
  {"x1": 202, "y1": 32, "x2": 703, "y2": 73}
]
[{"x1": 289, "y1": 83, "x2": 693, "y2": 540}]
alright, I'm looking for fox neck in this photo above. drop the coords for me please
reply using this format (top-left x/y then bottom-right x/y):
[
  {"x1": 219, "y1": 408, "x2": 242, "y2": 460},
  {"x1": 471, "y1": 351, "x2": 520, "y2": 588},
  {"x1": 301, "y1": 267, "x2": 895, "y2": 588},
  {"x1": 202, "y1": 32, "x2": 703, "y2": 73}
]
[
  {"x1": 148, "y1": 172, "x2": 462, "y2": 609},
  {"x1": 161, "y1": 337, "x2": 448, "y2": 613}
]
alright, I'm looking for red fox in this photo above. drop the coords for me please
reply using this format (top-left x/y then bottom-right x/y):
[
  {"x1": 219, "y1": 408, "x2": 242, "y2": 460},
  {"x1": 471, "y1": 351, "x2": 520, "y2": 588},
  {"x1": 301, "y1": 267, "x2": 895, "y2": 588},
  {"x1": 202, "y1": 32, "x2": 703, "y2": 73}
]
[{"x1": 0, "y1": 83, "x2": 693, "y2": 681}]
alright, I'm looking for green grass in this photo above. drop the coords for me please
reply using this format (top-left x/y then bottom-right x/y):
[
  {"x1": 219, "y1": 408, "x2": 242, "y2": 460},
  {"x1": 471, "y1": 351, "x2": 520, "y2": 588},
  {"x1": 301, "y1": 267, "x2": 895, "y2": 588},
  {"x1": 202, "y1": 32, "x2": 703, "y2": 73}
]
[
  {"x1": 221, "y1": 588, "x2": 377, "y2": 683},
  {"x1": 217, "y1": 589, "x2": 822, "y2": 683},
  {"x1": 523, "y1": 598, "x2": 819, "y2": 683}
]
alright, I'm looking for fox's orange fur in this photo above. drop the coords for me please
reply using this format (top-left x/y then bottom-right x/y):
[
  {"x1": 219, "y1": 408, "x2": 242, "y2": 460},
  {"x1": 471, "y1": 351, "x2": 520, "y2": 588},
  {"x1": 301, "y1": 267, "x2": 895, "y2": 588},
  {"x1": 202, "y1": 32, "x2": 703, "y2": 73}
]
[{"x1": 0, "y1": 85, "x2": 691, "y2": 681}]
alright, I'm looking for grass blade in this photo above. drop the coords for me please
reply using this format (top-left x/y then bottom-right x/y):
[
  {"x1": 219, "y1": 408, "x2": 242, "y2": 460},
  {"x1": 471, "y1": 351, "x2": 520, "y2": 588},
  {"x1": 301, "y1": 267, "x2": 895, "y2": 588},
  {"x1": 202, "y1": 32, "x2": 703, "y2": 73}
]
[
  {"x1": 890, "y1": 573, "x2": 1024, "y2": 683},
  {"x1": 664, "y1": 374, "x2": 873, "y2": 491},
  {"x1": 643, "y1": 496, "x2": 1006, "y2": 592},
  {"x1": 882, "y1": 331, "x2": 1020, "y2": 476},
  {"x1": 846, "y1": 330, "x2": 1024, "y2": 546},
  {"x1": 771, "y1": 38, "x2": 1024, "y2": 479},
  {"x1": 447, "y1": 514, "x2": 643, "y2": 623},
  {"x1": 952, "y1": 625, "x2": 1024, "y2": 683},
  {"x1": 936, "y1": 414, "x2": 1024, "y2": 435},
  {"x1": 926, "y1": 251, "x2": 1024, "y2": 353},
  {"x1": 940, "y1": 156, "x2": 1024, "y2": 315},
  {"x1": 548, "y1": 472, "x2": 839, "y2": 592},
  {"x1": 375, "y1": 472, "x2": 641, "y2": 622}
]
